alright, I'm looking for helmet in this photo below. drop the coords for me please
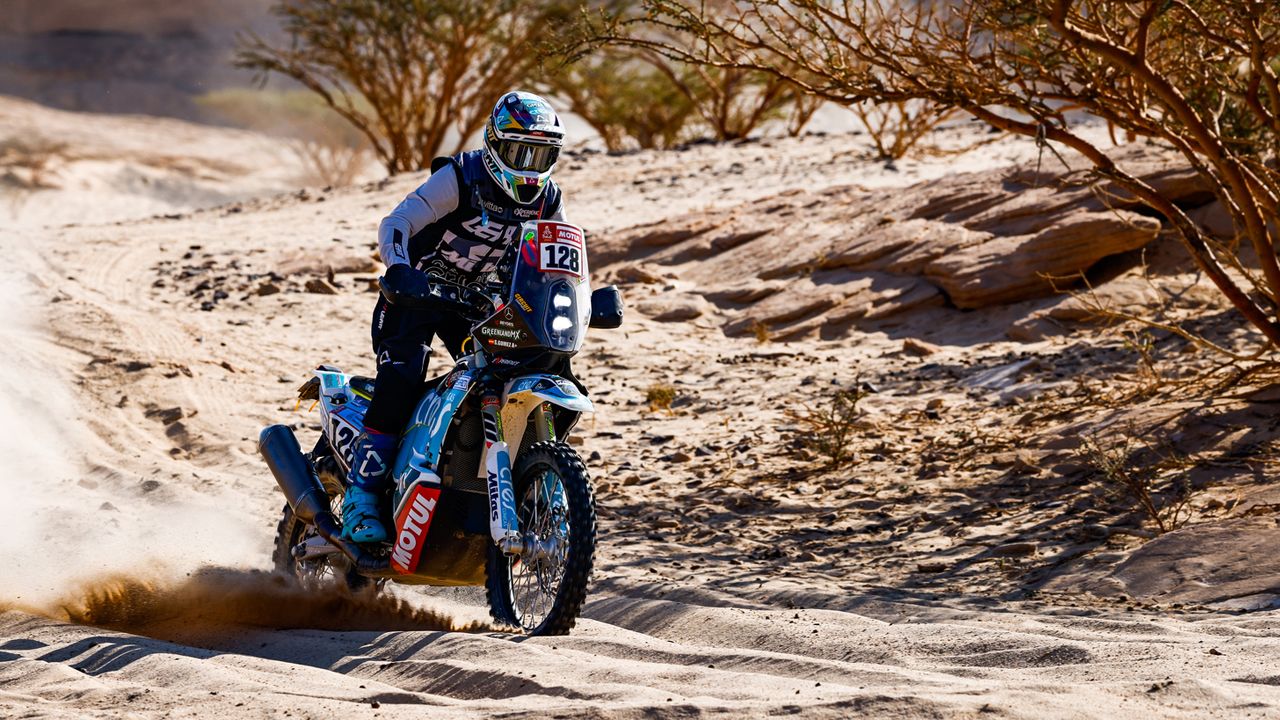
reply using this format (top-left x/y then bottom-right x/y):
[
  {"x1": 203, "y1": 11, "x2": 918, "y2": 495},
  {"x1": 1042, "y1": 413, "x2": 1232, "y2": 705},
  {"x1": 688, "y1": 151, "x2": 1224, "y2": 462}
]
[{"x1": 482, "y1": 91, "x2": 564, "y2": 205}]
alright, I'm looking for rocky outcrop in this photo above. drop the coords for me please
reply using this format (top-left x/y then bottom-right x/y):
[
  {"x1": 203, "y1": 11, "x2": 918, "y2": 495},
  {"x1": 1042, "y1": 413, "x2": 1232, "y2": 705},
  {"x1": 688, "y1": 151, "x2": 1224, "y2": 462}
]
[{"x1": 594, "y1": 145, "x2": 1212, "y2": 339}]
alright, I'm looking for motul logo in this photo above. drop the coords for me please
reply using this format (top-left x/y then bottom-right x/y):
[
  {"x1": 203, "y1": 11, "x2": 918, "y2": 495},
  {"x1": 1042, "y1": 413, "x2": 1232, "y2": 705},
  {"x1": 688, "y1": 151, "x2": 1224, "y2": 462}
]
[{"x1": 390, "y1": 486, "x2": 439, "y2": 574}]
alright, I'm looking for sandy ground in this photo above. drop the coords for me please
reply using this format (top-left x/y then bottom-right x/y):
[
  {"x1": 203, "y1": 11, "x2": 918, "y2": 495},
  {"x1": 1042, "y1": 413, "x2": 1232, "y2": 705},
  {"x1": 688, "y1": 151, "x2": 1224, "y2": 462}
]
[{"x1": 0, "y1": 98, "x2": 1278, "y2": 719}]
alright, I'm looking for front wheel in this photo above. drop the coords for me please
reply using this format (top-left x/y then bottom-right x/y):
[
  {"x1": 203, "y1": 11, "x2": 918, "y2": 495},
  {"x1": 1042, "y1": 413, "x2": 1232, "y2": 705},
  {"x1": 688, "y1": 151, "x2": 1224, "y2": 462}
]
[{"x1": 486, "y1": 441, "x2": 596, "y2": 635}]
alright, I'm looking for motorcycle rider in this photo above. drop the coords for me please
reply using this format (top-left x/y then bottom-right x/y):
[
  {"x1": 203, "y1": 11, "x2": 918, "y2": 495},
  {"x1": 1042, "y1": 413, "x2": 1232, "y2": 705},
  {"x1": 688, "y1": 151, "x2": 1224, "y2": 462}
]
[{"x1": 342, "y1": 91, "x2": 567, "y2": 543}]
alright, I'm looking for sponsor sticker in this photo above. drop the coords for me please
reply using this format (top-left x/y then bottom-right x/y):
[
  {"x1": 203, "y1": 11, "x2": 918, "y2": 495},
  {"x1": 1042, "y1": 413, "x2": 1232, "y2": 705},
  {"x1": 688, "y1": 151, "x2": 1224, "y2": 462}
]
[{"x1": 390, "y1": 484, "x2": 440, "y2": 574}]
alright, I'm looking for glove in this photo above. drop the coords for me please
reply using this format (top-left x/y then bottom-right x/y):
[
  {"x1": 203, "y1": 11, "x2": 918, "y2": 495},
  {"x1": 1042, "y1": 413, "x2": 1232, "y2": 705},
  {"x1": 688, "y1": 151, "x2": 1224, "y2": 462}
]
[
  {"x1": 379, "y1": 263, "x2": 435, "y2": 306},
  {"x1": 379, "y1": 264, "x2": 485, "y2": 317}
]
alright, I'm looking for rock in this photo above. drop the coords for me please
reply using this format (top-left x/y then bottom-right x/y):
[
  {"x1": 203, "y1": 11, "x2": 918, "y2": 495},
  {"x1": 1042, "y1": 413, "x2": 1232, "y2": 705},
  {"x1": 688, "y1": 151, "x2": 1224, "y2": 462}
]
[
  {"x1": 917, "y1": 560, "x2": 949, "y2": 573},
  {"x1": 255, "y1": 282, "x2": 281, "y2": 296},
  {"x1": 1081, "y1": 523, "x2": 1112, "y2": 540},
  {"x1": 1045, "y1": 277, "x2": 1161, "y2": 322},
  {"x1": 926, "y1": 210, "x2": 1161, "y2": 309},
  {"x1": 612, "y1": 263, "x2": 666, "y2": 284},
  {"x1": 146, "y1": 406, "x2": 184, "y2": 426},
  {"x1": 278, "y1": 249, "x2": 377, "y2": 275},
  {"x1": 1006, "y1": 316, "x2": 1061, "y2": 342},
  {"x1": 903, "y1": 338, "x2": 940, "y2": 357},
  {"x1": 991, "y1": 542, "x2": 1037, "y2": 558},
  {"x1": 1187, "y1": 200, "x2": 1236, "y2": 239},
  {"x1": 587, "y1": 143, "x2": 1192, "y2": 337},
  {"x1": 304, "y1": 278, "x2": 339, "y2": 295},
  {"x1": 635, "y1": 296, "x2": 707, "y2": 322}
]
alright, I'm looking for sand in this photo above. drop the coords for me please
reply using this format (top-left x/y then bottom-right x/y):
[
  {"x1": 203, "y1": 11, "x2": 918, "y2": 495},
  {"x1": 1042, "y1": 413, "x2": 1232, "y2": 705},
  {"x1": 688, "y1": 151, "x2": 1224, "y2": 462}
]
[{"x1": 0, "y1": 96, "x2": 1277, "y2": 719}]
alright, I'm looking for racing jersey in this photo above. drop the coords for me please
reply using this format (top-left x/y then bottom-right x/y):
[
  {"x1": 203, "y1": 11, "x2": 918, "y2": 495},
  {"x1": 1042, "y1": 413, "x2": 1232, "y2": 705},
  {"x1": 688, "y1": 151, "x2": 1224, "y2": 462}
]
[{"x1": 377, "y1": 149, "x2": 565, "y2": 286}]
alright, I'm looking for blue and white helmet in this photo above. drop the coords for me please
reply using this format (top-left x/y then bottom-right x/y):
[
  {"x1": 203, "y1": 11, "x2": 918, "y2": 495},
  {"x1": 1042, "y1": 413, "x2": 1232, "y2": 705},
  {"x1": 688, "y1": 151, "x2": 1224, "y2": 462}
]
[{"x1": 482, "y1": 91, "x2": 565, "y2": 205}]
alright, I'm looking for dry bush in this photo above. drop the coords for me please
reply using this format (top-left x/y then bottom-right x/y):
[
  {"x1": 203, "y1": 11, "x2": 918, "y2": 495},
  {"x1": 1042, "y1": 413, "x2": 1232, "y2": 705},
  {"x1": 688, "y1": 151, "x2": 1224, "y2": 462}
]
[
  {"x1": 543, "y1": 49, "x2": 699, "y2": 151},
  {"x1": 557, "y1": 0, "x2": 811, "y2": 141},
  {"x1": 785, "y1": 385, "x2": 870, "y2": 466},
  {"x1": 577, "y1": 0, "x2": 1280, "y2": 350},
  {"x1": 666, "y1": 60, "x2": 796, "y2": 141},
  {"x1": 0, "y1": 135, "x2": 68, "y2": 190},
  {"x1": 1078, "y1": 432, "x2": 1195, "y2": 534},
  {"x1": 853, "y1": 99, "x2": 958, "y2": 161},
  {"x1": 198, "y1": 89, "x2": 371, "y2": 187},
  {"x1": 238, "y1": 0, "x2": 573, "y2": 174},
  {"x1": 645, "y1": 383, "x2": 677, "y2": 410},
  {"x1": 786, "y1": 89, "x2": 825, "y2": 137}
]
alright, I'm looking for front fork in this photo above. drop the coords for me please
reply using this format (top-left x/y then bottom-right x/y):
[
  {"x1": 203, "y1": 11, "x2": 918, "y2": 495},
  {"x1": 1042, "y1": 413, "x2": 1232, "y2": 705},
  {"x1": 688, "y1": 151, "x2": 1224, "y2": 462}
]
[{"x1": 482, "y1": 393, "x2": 557, "y2": 556}]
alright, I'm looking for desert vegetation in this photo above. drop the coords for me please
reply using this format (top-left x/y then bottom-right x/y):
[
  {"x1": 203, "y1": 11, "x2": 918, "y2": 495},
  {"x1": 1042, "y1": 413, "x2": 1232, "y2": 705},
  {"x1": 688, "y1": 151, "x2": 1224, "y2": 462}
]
[
  {"x1": 575, "y1": 0, "x2": 1280, "y2": 348},
  {"x1": 235, "y1": 0, "x2": 578, "y2": 173}
]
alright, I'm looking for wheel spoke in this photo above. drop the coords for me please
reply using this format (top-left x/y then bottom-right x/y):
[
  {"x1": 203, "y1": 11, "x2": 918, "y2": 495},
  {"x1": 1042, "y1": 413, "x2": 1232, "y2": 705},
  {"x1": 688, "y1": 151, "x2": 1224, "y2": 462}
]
[{"x1": 506, "y1": 466, "x2": 573, "y2": 632}]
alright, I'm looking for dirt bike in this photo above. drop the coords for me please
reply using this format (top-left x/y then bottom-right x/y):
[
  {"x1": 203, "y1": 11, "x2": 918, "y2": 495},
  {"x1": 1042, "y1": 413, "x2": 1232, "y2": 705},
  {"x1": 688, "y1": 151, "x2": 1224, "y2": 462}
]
[{"x1": 259, "y1": 220, "x2": 623, "y2": 635}]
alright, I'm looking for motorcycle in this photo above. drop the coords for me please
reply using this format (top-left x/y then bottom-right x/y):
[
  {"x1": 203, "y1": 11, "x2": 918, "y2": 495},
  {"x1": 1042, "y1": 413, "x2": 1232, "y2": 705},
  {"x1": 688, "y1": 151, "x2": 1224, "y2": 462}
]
[{"x1": 258, "y1": 219, "x2": 623, "y2": 635}]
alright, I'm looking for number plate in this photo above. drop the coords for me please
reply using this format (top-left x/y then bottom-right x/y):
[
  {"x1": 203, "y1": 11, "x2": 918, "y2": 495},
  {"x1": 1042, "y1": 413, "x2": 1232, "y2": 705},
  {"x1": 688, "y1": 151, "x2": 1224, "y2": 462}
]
[{"x1": 540, "y1": 241, "x2": 583, "y2": 277}]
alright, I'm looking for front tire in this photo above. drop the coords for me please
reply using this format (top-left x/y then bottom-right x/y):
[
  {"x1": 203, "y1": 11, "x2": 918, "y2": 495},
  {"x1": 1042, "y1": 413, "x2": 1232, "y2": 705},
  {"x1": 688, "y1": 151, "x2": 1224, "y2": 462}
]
[{"x1": 486, "y1": 441, "x2": 596, "y2": 635}]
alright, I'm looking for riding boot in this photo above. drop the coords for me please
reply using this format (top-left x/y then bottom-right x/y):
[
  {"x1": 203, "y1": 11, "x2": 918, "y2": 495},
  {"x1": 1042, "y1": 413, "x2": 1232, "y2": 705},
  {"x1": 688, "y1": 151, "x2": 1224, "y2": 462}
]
[{"x1": 341, "y1": 428, "x2": 397, "y2": 543}]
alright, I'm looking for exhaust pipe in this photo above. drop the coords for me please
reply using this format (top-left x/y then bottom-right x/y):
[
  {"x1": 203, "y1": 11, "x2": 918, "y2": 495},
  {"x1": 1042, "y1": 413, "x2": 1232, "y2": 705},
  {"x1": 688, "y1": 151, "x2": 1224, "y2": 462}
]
[{"x1": 258, "y1": 424, "x2": 391, "y2": 576}]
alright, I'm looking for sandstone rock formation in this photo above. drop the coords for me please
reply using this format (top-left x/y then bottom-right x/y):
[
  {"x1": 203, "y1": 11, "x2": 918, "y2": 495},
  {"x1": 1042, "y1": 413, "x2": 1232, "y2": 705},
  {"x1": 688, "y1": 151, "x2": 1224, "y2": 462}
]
[{"x1": 596, "y1": 145, "x2": 1216, "y2": 340}]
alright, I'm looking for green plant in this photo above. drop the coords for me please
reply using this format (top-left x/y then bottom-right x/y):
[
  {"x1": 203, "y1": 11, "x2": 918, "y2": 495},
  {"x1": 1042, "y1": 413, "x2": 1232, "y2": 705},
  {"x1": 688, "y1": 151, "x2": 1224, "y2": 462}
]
[
  {"x1": 1077, "y1": 431, "x2": 1195, "y2": 534},
  {"x1": 645, "y1": 383, "x2": 677, "y2": 411},
  {"x1": 786, "y1": 385, "x2": 870, "y2": 466}
]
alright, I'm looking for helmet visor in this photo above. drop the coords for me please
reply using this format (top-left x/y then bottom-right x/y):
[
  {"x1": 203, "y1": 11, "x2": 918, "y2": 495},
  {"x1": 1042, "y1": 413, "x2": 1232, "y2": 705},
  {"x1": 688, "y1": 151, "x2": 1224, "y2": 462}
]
[{"x1": 494, "y1": 138, "x2": 560, "y2": 173}]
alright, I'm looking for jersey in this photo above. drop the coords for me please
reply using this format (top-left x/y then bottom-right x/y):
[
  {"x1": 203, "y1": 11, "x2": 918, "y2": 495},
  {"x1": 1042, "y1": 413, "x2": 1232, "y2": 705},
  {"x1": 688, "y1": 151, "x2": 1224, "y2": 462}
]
[{"x1": 377, "y1": 149, "x2": 565, "y2": 286}]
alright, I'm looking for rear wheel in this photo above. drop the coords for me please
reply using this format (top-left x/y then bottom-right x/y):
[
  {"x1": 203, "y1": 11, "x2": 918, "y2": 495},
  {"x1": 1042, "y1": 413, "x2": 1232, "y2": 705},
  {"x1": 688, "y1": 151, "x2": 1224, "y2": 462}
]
[
  {"x1": 486, "y1": 441, "x2": 596, "y2": 635},
  {"x1": 272, "y1": 448, "x2": 371, "y2": 591}
]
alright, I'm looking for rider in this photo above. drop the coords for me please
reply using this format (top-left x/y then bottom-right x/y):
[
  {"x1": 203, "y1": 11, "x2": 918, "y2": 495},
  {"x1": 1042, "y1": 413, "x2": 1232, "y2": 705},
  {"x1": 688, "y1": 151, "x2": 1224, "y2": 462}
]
[{"x1": 342, "y1": 91, "x2": 567, "y2": 543}]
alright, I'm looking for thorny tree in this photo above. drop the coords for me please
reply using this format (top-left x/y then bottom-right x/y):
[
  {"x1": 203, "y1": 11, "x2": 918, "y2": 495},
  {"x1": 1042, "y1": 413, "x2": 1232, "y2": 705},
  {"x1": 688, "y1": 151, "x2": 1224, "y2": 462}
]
[
  {"x1": 554, "y1": 0, "x2": 811, "y2": 142},
  {"x1": 541, "y1": 49, "x2": 701, "y2": 150},
  {"x1": 238, "y1": 0, "x2": 572, "y2": 174},
  {"x1": 577, "y1": 0, "x2": 1280, "y2": 348}
]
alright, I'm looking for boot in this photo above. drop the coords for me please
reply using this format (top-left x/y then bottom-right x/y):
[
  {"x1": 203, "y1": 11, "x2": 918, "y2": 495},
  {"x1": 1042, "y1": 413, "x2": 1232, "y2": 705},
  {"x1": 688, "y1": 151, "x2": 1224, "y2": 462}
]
[{"x1": 341, "y1": 429, "x2": 397, "y2": 543}]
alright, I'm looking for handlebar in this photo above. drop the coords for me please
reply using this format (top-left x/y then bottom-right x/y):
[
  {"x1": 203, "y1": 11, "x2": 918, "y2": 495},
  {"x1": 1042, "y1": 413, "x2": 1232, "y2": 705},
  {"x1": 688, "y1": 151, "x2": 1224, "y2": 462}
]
[{"x1": 378, "y1": 265, "x2": 494, "y2": 320}]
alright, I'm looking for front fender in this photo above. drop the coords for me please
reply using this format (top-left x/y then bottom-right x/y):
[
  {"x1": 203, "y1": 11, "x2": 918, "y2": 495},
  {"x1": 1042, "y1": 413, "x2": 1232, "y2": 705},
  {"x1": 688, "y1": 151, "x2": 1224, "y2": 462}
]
[{"x1": 506, "y1": 374, "x2": 595, "y2": 414}]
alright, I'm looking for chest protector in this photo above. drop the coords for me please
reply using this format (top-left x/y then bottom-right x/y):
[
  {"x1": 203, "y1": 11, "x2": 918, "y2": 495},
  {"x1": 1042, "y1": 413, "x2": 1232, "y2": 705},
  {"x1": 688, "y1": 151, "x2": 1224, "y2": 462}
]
[{"x1": 406, "y1": 149, "x2": 562, "y2": 286}]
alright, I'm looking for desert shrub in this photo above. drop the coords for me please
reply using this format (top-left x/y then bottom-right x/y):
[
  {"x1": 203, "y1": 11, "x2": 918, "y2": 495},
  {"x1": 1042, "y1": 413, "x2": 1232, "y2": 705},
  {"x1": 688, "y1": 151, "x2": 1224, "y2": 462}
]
[
  {"x1": 785, "y1": 385, "x2": 870, "y2": 466},
  {"x1": 0, "y1": 135, "x2": 68, "y2": 189},
  {"x1": 197, "y1": 89, "x2": 371, "y2": 186},
  {"x1": 557, "y1": 0, "x2": 809, "y2": 141},
  {"x1": 644, "y1": 383, "x2": 678, "y2": 411},
  {"x1": 543, "y1": 50, "x2": 699, "y2": 151},
  {"x1": 1078, "y1": 432, "x2": 1194, "y2": 534},
  {"x1": 577, "y1": 0, "x2": 1280, "y2": 350},
  {"x1": 237, "y1": 0, "x2": 574, "y2": 174},
  {"x1": 853, "y1": 99, "x2": 959, "y2": 161}
]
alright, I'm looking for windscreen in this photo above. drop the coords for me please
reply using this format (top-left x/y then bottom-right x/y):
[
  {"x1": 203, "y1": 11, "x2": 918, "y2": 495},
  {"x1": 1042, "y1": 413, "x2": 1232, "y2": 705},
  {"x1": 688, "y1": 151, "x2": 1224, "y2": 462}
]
[{"x1": 472, "y1": 221, "x2": 591, "y2": 355}]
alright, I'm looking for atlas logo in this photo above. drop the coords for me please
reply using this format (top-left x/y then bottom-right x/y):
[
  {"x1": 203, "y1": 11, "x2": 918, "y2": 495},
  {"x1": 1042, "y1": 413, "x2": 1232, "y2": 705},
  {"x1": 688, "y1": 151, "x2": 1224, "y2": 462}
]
[{"x1": 391, "y1": 485, "x2": 440, "y2": 574}]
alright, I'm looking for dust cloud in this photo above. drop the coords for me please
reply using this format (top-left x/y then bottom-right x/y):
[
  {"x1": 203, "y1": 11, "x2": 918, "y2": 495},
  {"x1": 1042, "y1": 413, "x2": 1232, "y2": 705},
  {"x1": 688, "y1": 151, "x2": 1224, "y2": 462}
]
[{"x1": 0, "y1": 250, "x2": 256, "y2": 610}]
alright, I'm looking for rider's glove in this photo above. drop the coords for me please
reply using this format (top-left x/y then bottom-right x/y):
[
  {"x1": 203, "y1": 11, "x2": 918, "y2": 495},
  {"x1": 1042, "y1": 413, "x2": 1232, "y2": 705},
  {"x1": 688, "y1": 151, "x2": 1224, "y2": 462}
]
[
  {"x1": 380, "y1": 264, "x2": 485, "y2": 318},
  {"x1": 380, "y1": 263, "x2": 435, "y2": 305}
]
